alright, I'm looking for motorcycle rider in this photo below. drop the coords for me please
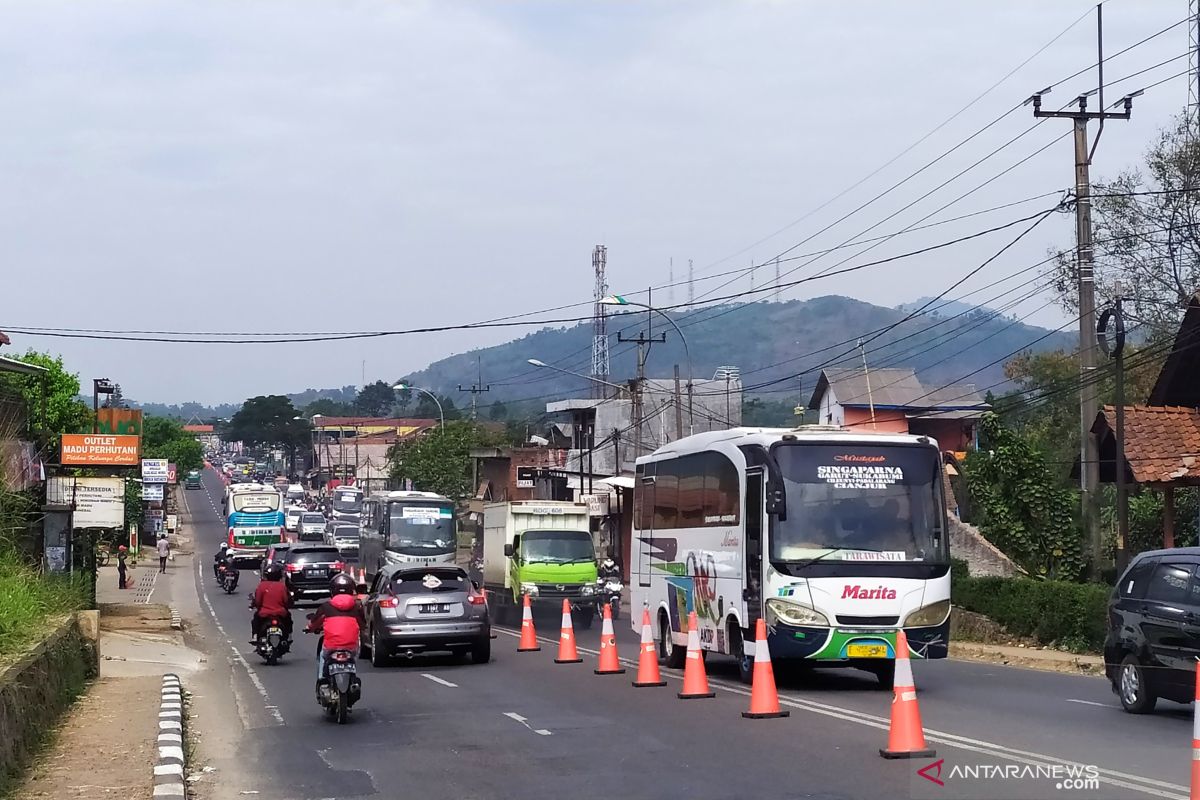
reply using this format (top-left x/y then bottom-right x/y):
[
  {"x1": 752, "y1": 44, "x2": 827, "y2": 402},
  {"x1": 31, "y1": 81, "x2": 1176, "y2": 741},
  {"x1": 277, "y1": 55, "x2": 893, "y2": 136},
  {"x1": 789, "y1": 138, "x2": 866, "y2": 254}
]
[
  {"x1": 306, "y1": 573, "x2": 364, "y2": 696},
  {"x1": 250, "y1": 563, "x2": 293, "y2": 643},
  {"x1": 213, "y1": 542, "x2": 231, "y2": 579},
  {"x1": 598, "y1": 556, "x2": 621, "y2": 581}
]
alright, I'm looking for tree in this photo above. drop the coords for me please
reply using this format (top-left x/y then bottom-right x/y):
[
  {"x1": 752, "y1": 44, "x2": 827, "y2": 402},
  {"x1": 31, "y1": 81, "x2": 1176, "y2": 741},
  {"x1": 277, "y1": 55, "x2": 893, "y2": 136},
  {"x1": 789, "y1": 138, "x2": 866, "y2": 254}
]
[
  {"x1": 1051, "y1": 113, "x2": 1200, "y2": 342},
  {"x1": 413, "y1": 394, "x2": 461, "y2": 421},
  {"x1": 487, "y1": 400, "x2": 508, "y2": 421},
  {"x1": 0, "y1": 350, "x2": 90, "y2": 448},
  {"x1": 228, "y1": 396, "x2": 307, "y2": 449},
  {"x1": 963, "y1": 413, "x2": 1084, "y2": 580},
  {"x1": 387, "y1": 421, "x2": 501, "y2": 502},
  {"x1": 304, "y1": 398, "x2": 355, "y2": 417},
  {"x1": 102, "y1": 384, "x2": 126, "y2": 409},
  {"x1": 355, "y1": 380, "x2": 397, "y2": 417},
  {"x1": 140, "y1": 416, "x2": 204, "y2": 474}
]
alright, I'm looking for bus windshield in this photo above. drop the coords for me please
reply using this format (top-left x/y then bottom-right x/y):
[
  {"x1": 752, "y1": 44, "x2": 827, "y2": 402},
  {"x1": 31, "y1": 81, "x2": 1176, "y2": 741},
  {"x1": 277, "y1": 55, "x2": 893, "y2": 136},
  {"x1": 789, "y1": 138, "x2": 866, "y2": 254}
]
[
  {"x1": 332, "y1": 491, "x2": 363, "y2": 514},
  {"x1": 769, "y1": 444, "x2": 944, "y2": 563},
  {"x1": 522, "y1": 530, "x2": 595, "y2": 564},
  {"x1": 387, "y1": 503, "x2": 455, "y2": 552},
  {"x1": 232, "y1": 493, "x2": 281, "y2": 513}
]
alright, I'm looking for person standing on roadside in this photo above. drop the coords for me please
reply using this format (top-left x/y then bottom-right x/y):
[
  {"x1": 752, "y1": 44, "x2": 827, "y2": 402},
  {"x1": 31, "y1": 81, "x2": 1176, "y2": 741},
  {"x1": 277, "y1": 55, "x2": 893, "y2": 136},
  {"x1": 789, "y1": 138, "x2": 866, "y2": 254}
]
[
  {"x1": 117, "y1": 544, "x2": 129, "y2": 589},
  {"x1": 157, "y1": 533, "x2": 170, "y2": 573}
]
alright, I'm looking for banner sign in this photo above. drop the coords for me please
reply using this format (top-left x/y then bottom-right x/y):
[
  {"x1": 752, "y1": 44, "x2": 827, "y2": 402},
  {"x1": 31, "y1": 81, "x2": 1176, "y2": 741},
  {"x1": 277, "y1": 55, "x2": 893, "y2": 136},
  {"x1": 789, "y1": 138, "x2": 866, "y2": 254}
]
[
  {"x1": 141, "y1": 459, "x2": 169, "y2": 483},
  {"x1": 61, "y1": 434, "x2": 139, "y2": 466},
  {"x1": 96, "y1": 408, "x2": 143, "y2": 437},
  {"x1": 167, "y1": 463, "x2": 177, "y2": 484},
  {"x1": 142, "y1": 484, "x2": 164, "y2": 501},
  {"x1": 46, "y1": 477, "x2": 125, "y2": 527}
]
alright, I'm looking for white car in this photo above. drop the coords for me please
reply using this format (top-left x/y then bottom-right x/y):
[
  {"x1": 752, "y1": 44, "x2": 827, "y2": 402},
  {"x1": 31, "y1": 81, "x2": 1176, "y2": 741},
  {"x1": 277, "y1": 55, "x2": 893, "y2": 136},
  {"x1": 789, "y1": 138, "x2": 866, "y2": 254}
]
[
  {"x1": 297, "y1": 512, "x2": 327, "y2": 542},
  {"x1": 284, "y1": 507, "x2": 303, "y2": 533}
]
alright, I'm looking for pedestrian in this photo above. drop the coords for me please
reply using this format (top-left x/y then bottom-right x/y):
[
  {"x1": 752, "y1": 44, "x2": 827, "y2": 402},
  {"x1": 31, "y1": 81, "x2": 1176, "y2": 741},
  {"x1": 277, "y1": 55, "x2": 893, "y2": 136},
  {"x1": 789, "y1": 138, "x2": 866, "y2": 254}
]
[
  {"x1": 157, "y1": 533, "x2": 170, "y2": 573},
  {"x1": 117, "y1": 544, "x2": 129, "y2": 589}
]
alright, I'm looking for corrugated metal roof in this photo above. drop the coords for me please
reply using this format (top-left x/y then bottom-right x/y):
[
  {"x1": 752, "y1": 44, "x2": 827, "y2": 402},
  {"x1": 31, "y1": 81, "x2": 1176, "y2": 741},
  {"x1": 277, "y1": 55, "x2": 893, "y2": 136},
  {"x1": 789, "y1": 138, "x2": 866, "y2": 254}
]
[
  {"x1": 0, "y1": 355, "x2": 47, "y2": 375},
  {"x1": 810, "y1": 368, "x2": 988, "y2": 412}
]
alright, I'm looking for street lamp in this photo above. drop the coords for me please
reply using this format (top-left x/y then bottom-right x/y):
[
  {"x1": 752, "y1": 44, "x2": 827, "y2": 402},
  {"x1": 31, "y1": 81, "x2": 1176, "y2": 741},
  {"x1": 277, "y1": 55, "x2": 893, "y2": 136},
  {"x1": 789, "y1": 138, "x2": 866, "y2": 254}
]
[
  {"x1": 526, "y1": 359, "x2": 630, "y2": 396},
  {"x1": 92, "y1": 378, "x2": 116, "y2": 433},
  {"x1": 599, "y1": 295, "x2": 694, "y2": 434},
  {"x1": 393, "y1": 384, "x2": 444, "y2": 430}
]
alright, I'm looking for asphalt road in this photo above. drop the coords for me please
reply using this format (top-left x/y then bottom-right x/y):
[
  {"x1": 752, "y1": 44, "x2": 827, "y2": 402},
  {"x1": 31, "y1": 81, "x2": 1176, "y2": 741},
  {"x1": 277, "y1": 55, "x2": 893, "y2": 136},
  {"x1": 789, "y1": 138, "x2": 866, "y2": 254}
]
[{"x1": 185, "y1": 468, "x2": 1193, "y2": 800}]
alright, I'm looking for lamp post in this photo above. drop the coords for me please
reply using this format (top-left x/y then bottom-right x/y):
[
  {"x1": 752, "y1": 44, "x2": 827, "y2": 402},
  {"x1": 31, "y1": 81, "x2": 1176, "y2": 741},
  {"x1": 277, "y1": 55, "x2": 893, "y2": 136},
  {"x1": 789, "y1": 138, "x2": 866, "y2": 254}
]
[
  {"x1": 92, "y1": 378, "x2": 116, "y2": 433},
  {"x1": 526, "y1": 359, "x2": 630, "y2": 396},
  {"x1": 599, "y1": 295, "x2": 694, "y2": 434},
  {"x1": 394, "y1": 384, "x2": 444, "y2": 430}
]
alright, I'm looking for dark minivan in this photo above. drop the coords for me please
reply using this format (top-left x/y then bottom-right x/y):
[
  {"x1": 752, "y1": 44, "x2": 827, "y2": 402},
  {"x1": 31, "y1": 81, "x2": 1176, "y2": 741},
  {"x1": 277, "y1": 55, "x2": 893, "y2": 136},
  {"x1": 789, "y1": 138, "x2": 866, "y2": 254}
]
[{"x1": 1105, "y1": 547, "x2": 1200, "y2": 713}]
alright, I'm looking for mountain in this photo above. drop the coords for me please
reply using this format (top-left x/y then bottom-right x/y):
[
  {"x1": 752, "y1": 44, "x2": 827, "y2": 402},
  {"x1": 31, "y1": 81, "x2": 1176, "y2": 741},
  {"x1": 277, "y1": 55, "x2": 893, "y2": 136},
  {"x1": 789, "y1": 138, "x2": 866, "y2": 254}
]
[{"x1": 399, "y1": 295, "x2": 1075, "y2": 406}]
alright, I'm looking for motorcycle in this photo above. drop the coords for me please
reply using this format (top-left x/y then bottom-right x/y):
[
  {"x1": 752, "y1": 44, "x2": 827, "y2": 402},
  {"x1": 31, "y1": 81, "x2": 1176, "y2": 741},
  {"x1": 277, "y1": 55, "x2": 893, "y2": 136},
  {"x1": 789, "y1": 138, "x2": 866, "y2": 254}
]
[
  {"x1": 306, "y1": 615, "x2": 361, "y2": 724},
  {"x1": 595, "y1": 576, "x2": 623, "y2": 620},
  {"x1": 218, "y1": 563, "x2": 240, "y2": 594},
  {"x1": 255, "y1": 617, "x2": 290, "y2": 666}
]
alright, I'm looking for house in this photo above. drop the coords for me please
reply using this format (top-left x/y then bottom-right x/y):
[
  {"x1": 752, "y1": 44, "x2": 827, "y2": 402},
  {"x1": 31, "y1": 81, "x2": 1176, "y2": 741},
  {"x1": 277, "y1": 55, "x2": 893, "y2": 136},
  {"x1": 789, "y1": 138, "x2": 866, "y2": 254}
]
[
  {"x1": 307, "y1": 417, "x2": 437, "y2": 491},
  {"x1": 807, "y1": 367, "x2": 989, "y2": 453}
]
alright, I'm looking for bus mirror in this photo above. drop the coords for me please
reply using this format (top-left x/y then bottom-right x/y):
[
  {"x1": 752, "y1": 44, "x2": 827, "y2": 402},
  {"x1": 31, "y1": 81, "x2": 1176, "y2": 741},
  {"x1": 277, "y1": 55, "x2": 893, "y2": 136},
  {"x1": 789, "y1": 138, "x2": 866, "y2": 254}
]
[
  {"x1": 765, "y1": 484, "x2": 787, "y2": 520},
  {"x1": 503, "y1": 544, "x2": 514, "y2": 558}
]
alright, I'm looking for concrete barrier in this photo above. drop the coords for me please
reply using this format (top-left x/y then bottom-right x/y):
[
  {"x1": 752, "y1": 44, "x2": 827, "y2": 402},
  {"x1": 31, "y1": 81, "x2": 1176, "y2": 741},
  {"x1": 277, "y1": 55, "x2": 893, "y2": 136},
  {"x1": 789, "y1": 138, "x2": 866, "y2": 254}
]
[
  {"x1": 154, "y1": 674, "x2": 186, "y2": 797},
  {"x1": 0, "y1": 612, "x2": 99, "y2": 792}
]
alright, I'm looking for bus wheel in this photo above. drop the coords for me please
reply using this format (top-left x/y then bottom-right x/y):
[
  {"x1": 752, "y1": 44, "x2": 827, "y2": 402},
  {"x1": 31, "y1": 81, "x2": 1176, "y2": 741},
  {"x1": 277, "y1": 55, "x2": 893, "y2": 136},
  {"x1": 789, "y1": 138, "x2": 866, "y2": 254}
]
[
  {"x1": 659, "y1": 613, "x2": 685, "y2": 669},
  {"x1": 729, "y1": 623, "x2": 753, "y2": 685}
]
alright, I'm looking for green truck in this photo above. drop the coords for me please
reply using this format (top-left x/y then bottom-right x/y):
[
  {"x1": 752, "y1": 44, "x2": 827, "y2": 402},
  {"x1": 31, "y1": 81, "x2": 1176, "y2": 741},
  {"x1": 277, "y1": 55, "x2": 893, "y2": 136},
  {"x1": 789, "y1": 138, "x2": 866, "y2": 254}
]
[
  {"x1": 184, "y1": 470, "x2": 202, "y2": 490},
  {"x1": 476, "y1": 501, "x2": 598, "y2": 629}
]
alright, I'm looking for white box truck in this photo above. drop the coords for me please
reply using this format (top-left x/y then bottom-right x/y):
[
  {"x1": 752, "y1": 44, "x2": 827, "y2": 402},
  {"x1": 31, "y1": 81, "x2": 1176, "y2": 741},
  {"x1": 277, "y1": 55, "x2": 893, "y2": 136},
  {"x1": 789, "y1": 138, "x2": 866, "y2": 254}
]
[{"x1": 475, "y1": 501, "x2": 598, "y2": 629}]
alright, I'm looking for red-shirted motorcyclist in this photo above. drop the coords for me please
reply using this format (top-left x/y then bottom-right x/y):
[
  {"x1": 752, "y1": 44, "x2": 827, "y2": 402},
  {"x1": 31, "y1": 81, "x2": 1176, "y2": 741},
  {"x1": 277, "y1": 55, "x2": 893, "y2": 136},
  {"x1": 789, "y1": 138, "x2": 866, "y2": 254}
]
[
  {"x1": 306, "y1": 572, "x2": 364, "y2": 693},
  {"x1": 250, "y1": 562, "x2": 293, "y2": 642}
]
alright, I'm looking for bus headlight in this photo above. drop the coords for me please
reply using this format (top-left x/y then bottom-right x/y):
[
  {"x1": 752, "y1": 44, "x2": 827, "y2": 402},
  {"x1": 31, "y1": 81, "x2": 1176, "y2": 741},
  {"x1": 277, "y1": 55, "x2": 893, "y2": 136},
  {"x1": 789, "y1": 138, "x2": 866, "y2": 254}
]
[
  {"x1": 765, "y1": 598, "x2": 829, "y2": 627},
  {"x1": 520, "y1": 582, "x2": 539, "y2": 597},
  {"x1": 580, "y1": 584, "x2": 595, "y2": 596},
  {"x1": 903, "y1": 600, "x2": 951, "y2": 627}
]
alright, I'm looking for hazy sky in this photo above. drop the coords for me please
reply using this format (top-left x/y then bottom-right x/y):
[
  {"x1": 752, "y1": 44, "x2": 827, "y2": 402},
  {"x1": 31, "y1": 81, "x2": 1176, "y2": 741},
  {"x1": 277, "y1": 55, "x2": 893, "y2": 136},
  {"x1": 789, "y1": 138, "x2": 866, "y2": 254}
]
[{"x1": 1, "y1": 0, "x2": 1189, "y2": 405}]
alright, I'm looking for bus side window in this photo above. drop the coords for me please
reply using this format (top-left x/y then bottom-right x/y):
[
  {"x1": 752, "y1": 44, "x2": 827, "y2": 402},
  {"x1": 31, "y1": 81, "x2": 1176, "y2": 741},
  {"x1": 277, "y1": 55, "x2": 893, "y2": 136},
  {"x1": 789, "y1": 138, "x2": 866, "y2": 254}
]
[{"x1": 653, "y1": 461, "x2": 679, "y2": 530}]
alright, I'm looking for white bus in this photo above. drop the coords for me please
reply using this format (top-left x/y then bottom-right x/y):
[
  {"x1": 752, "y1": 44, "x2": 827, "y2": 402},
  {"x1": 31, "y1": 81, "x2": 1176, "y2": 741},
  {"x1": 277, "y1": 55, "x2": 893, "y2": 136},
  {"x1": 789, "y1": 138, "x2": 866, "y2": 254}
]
[
  {"x1": 629, "y1": 426, "x2": 950, "y2": 688},
  {"x1": 359, "y1": 490, "x2": 457, "y2": 580}
]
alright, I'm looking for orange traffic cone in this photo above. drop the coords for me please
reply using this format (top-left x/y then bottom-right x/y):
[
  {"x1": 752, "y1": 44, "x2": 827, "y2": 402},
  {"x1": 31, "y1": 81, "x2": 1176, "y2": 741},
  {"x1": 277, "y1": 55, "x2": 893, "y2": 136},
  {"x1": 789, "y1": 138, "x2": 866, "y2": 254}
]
[
  {"x1": 632, "y1": 608, "x2": 666, "y2": 687},
  {"x1": 555, "y1": 599, "x2": 582, "y2": 663},
  {"x1": 742, "y1": 618, "x2": 789, "y2": 719},
  {"x1": 678, "y1": 611, "x2": 715, "y2": 699},
  {"x1": 1191, "y1": 663, "x2": 1200, "y2": 799},
  {"x1": 594, "y1": 603, "x2": 625, "y2": 675},
  {"x1": 517, "y1": 594, "x2": 540, "y2": 652},
  {"x1": 879, "y1": 630, "x2": 935, "y2": 759}
]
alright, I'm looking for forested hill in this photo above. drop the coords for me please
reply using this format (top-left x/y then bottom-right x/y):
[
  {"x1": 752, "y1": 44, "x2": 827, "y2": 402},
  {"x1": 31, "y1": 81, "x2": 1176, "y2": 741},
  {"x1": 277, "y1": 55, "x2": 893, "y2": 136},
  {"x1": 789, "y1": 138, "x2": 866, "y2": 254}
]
[{"x1": 400, "y1": 295, "x2": 1074, "y2": 404}]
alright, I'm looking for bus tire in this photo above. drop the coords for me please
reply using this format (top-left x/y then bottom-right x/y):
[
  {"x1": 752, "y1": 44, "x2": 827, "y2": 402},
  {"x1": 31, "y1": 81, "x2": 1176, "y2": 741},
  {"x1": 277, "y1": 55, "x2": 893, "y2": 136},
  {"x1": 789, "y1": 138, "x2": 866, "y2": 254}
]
[
  {"x1": 660, "y1": 612, "x2": 685, "y2": 669},
  {"x1": 729, "y1": 622, "x2": 753, "y2": 685}
]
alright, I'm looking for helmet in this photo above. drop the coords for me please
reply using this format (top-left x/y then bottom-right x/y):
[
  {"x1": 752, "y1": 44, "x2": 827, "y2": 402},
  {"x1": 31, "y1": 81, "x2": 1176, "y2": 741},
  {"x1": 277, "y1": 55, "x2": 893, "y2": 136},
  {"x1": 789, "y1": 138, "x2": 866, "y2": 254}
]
[
  {"x1": 219, "y1": 542, "x2": 229, "y2": 551},
  {"x1": 262, "y1": 562, "x2": 284, "y2": 581},
  {"x1": 602, "y1": 557, "x2": 615, "y2": 569},
  {"x1": 329, "y1": 572, "x2": 356, "y2": 596},
  {"x1": 117, "y1": 545, "x2": 127, "y2": 552}
]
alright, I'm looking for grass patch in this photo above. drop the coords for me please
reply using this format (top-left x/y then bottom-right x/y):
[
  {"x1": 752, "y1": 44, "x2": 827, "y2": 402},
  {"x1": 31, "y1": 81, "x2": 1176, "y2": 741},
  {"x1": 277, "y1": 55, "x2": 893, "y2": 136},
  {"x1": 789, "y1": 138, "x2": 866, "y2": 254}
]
[{"x1": 0, "y1": 551, "x2": 88, "y2": 657}]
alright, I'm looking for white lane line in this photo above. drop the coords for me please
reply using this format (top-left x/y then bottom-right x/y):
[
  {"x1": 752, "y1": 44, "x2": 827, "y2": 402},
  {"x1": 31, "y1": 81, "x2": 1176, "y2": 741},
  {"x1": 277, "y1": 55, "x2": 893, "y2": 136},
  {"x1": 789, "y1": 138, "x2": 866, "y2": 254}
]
[
  {"x1": 421, "y1": 673, "x2": 458, "y2": 688},
  {"x1": 494, "y1": 627, "x2": 1186, "y2": 799},
  {"x1": 504, "y1": 711, "x2": 553, "y2": 736},
  {"x1": 1065, "y1": 698, "x2": 1110, "y2": 707}
]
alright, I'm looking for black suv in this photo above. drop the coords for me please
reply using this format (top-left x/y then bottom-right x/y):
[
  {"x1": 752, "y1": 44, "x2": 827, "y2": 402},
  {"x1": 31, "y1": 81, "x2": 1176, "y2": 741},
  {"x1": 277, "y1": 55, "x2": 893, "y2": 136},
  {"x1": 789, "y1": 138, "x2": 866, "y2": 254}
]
[
  {"x1": 1105, "y1": 547, "x2": 1200, "y2": 713},
  {"x1": 283, "y1": 545, "x2": 345, "y2": 605}
]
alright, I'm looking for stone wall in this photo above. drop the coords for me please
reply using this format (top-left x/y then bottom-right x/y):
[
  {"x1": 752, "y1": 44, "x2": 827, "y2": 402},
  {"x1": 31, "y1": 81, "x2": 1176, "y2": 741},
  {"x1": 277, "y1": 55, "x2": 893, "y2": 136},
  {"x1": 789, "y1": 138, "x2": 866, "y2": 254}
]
[
  {"x1": 0, "y1": 611, "x2": 99, "y2": 793},
  {"x1": 949, "y1": 513, "x2": 1024, "y2": 577}
]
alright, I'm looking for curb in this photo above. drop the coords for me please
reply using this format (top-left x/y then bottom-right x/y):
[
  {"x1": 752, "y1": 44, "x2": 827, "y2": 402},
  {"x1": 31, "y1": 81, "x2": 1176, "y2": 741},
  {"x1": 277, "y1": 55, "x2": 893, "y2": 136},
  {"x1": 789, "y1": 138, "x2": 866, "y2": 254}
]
[
  {"x1": 169, "y1": 606, "x2": 182, "y2": 631},
  {"x1": 154, "y1": 673, "x2": 186, "y2": 798}
]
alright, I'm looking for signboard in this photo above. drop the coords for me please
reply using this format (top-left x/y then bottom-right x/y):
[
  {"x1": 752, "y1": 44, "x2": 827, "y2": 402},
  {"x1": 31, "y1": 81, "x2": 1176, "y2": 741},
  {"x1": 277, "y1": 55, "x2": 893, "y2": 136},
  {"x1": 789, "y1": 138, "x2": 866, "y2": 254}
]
[
  {"x1": 584, "y1": 494, "x2": 610, "y2": 517},
  {"x1": 61, "y1": 434, "x2": 139, "y2": 466},
  {"x1": 96, "y1": 408, "x2": 143, "y2": 437},
  {"x1": 516, "y1": 466, "x2": 536, "y2": 489},
  {"x1": 167, "y1": 463, "x2": 177, "y2": 484},
  {"x1": 167, "y1": 514, "x2": 178, "y2": 531},
  {"x1": 141, "y1": 484, "x2": 164, "y2": 501},
  {"x1": 146, "y1": 509, "x2": 165, "y2": 520},
  {"x1": 46, "y1": 477, "x2": 125, "y2": 527},
  {"x1": 141, "y1": 459, "x2": 169, "y2": 483}
]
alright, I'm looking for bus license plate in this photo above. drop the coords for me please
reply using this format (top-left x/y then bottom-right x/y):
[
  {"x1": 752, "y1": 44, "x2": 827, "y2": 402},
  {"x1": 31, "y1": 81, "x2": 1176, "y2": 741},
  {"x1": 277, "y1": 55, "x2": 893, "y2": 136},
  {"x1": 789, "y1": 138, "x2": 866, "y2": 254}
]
[
  {"x1": 848, "y1": 643, "x2": 888, "y2": 658},
  {"x1": 420, "y1": 604, "x2": 449, "y2": 614}
]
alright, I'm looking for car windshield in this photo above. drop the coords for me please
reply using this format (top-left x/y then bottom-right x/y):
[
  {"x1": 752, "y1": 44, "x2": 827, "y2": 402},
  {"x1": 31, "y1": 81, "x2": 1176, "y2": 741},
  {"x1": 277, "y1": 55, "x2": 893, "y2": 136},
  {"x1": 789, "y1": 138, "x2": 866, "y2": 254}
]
[
  {"x1": 333, "y1": 527, "x2": 358, "y2": 539},
  {"x1": 232, "y1": 493, "x2": 280, "y2": 513},
  {"x1": 291, "y1": 548, "x2": 338, "y2": 563},
  {"x1": 522, "y1": 530, "x2": 595, "y2": 564},
  {"x1": 389, "y1": 568, "x2": 468, "y2": 594},
  {"x1": 332, "y1": 492, "x2": 362, "y2": 514},
  {"x1": 301, "y1": 514, "x2": 325, "y2": 524},
  {"x1": 387, "y1": 503, "x2": 455, "y2": 551},
  {"x1": 769, "y1": 444, "x2": 945, "y2": 563}
]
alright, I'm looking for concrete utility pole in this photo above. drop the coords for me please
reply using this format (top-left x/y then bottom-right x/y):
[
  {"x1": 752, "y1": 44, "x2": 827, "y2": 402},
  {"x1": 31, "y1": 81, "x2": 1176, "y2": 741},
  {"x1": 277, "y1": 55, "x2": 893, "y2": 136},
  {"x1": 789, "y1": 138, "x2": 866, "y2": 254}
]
[
  {"x1": 618, "y1": 287, "x2": 666, "y2": 460},
  {"x1": 1027, "y1": 3, "x2": 1137, "y2": 579},
  {"x1": 457, "y1": 357, "x2": 490, "y2": 420}
]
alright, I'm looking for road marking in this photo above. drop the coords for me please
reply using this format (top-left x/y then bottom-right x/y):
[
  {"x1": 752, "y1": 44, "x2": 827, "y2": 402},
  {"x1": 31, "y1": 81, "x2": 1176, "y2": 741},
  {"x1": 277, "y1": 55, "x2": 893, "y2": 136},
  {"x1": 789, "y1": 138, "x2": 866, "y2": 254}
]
[
  {"x1": 421, "y1": 673, "x2": 458, "y2": 688},
  {"x1": 494, "y1": 627, "x2": 1187, "y2": 799},
  {"x1": 1065, "y1": 698, "x2": 1110, "y2": 707},
  {"x1": 504, "y1": 711, "x2": 553, "y2": 736}
]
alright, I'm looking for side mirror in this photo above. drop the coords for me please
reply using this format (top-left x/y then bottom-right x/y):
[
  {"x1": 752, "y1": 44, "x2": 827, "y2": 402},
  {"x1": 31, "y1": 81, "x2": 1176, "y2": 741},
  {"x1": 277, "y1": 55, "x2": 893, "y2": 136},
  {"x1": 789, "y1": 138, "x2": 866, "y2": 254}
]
[
  {"x1": 765, "y1": 482, "x2": 787, "y2": 520},
  {"x1": 503, "y1": 544, "x2": 514, "y2": 558}
]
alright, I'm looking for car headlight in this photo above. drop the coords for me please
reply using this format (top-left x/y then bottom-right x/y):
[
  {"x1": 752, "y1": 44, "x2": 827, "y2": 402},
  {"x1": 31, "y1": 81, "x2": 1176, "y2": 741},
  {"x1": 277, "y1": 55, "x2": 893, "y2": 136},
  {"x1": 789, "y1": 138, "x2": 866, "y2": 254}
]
[
  {"x1": 580, "y1": 584, "x2": 595, "y2": 595},
  {"x1": 903, "y1": 600, "x2": 951, "y2": 627},
  {"x1": 765, "y1": 598, "x2": 829, "y2": 627},
  {"x1": 520, "y1": 582, "x2": 538, "y2": 597}
]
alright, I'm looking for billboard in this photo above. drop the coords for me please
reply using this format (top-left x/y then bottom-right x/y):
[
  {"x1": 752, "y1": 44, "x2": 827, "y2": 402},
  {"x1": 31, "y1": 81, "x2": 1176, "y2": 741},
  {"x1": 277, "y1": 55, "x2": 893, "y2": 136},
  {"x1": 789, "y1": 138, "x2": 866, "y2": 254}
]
[
  {"x1": 46, "y1": 477, "x2": 125, "y2": 527},
  {"x1": 141, "y1": 459, "x2": 169, "y2": 483},
  {"x1": 96, "y1": 408, "x2": 143, "y2": 437},
  {"x1": 61, "y1": 434, "x2": 139, "y2": 466},
  {"x1": 167, "y1": 463, "x2": 177, "y2": 484},
  {"x1": 142, "y1": 484, "x2": 164, "y2": 501}
]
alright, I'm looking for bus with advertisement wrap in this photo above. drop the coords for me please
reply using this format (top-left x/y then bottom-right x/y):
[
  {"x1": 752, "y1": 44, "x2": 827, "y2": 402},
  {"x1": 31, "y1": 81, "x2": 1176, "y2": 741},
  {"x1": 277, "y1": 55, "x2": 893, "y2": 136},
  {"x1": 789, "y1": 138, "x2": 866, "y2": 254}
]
[
  {"x1": 629, "y1": 426, "x2": 949, "y2": 688},
  {"x1": 225, "y1": 483, "x2": 286, "y2": 566}
]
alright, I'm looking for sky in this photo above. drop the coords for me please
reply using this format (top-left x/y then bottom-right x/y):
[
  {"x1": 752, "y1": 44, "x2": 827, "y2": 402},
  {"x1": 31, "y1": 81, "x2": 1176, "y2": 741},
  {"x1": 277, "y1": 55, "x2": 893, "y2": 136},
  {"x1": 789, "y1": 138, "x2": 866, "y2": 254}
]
[{"x1": 0, "y1": 0, "x2": 1191, "y2": 405}]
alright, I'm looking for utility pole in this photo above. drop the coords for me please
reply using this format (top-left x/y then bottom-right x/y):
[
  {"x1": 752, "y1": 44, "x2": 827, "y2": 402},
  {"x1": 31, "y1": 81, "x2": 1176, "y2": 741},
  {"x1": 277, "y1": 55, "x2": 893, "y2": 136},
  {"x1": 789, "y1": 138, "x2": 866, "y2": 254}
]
[
  {"x1": 673, "y1": 364, "x2": 684, "y2": 440},
  {"x1": 1027, "y1": 3, "x2": 1136, "y2": 579},
  {"x1": 858, "y1": 339, "x2": 876, "y2": 430},
  {"x1": 618, "y1": 287, "x2": 666, "y2": 459},
  {"x1": 1098, "y1": 284, "x2": 1128, "y2": 572},
  {"x1": 458, "y1": 356, "x2": 490, "y2": 420}
]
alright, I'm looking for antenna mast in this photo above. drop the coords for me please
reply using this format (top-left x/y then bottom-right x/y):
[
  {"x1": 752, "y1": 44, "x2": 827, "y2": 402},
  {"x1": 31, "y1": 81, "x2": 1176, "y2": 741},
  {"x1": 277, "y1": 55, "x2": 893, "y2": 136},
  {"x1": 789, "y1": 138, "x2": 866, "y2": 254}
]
[{"x1": 591, "y1": 245, "x2": 610, "y2": 398}]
